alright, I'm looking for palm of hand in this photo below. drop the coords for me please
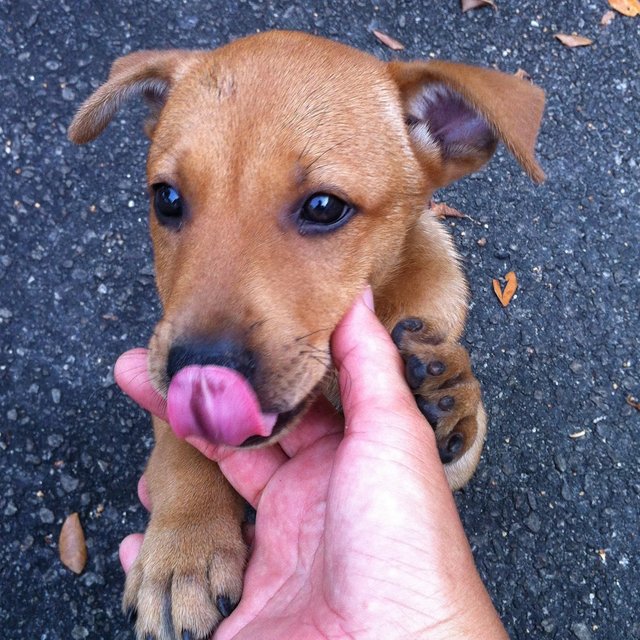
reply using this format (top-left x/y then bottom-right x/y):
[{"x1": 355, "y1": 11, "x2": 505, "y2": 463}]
[{"x1": 215, "y1": 414, "x2": 461, "y2": 640}]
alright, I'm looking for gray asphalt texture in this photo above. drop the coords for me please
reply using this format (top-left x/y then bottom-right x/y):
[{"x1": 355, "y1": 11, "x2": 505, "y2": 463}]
[{"x1": 1, "y1": 1, "x2": 638, "y2": 639}]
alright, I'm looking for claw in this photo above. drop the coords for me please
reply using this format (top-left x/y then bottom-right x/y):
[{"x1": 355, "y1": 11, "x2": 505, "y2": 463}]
[
  {"x1": 216, "y1": 594, "x2": 238, "y2": 618},
  {"x1": 243, "y1": 501, "x2": 256, "y2": 524},
  {"x1": 125, "y1": 607, "x2": 137, "y2": 626}
]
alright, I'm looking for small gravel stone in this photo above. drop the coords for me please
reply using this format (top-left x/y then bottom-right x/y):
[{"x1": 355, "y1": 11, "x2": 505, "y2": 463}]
[
  {"x1": 524, "y1": 513, "x2": 542, "y2": 533},
  {"x1": 39, "y1": 508, "x2": 55, "y2": 524},
  {"x1": 571, "y1": 622, "x2": 593, "y2": 640},
  {"x1": 60, "y1": 474, "x2": 80, "y2": 493},
  {"x1": 569, "y1": 361, "x2": 584, "y2": 374},
  {"x1": 47, "y1": 434, "x2": 64, "y2": 448}
]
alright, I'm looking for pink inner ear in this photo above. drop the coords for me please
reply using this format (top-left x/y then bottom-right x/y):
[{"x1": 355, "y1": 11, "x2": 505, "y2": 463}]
[{"x1": 409, "y1": 84, "x2": 496, "y2": 158}]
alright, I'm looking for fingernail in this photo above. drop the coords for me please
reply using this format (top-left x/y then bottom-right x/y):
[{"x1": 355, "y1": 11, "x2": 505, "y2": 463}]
[{"x1": 363, "y1": 286, "x2": 375, "y2": 312}]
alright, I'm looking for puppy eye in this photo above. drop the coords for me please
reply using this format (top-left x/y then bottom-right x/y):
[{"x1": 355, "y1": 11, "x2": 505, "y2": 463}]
[
  {"x1": 153, "y1": 183, "x2": 183, "y2": 227},
  {"x1": 298, "y1": 193, "x2": 354, "y2": 233}
]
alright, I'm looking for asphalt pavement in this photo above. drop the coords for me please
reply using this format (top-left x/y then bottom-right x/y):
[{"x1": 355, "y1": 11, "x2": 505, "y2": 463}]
[{"x1": 1, "y1": 1, "x2": 638, "y2": 639}]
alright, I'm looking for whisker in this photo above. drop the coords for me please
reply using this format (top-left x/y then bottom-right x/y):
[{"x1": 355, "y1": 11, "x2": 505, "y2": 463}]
[{"x1": 294, "y1": 327, "x2": 332, "y2": 342}]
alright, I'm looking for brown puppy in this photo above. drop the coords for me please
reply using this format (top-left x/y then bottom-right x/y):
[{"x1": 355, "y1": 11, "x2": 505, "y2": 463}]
[{"x1": 69, "y1": 31, "x2": 544, "y2": 640}]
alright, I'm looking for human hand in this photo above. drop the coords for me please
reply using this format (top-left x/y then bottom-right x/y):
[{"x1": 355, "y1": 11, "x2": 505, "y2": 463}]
[{"x1": 116, "y1": 290, "x2": 508, "y2": 639}]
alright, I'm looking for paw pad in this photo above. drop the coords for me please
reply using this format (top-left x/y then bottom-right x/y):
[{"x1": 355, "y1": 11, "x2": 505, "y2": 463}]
[
  {"x1": 438, "y1": 432, "x2": 464, "y2": 463},
  {"x1": 427, "y1": 360, "x2": 445, "y2": 376},
  {"x1": 391, "y1": 317, "x2": 424, "y2": 347}
]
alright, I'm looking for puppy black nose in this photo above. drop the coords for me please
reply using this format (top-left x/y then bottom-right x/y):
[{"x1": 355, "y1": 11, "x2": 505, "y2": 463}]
[{"x1": 167, "y1": 339, "x2": 257, "y2": 382}]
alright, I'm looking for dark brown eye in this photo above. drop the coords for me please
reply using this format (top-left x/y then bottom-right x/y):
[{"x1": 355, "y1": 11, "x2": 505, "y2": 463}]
[
  {"x1": 298, "y1": 193, "x2": 354, "y2": 234},
  {"x1": 153, "y1": 183, "x2": 183, "y2": 227}
]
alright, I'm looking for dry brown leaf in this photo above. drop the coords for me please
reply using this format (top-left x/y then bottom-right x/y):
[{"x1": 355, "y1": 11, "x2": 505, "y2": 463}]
[
  {"x1": 514, "y1": 68, "x2": 532, "y2": 81},
  {"x1": 608, "y1": 0, "x2": 640, "y2": 17},
  {"x1": 461, "y1": 0, "x2": 497, "y2": 12},
  {"x1": 626, "y1": 395, "x2": 640, "y2": 411},
  {"x1": 372, "y1": 29, "x2": 405, "y2": 51},
  {"x1": 492, "y1": 271, "x2": 517, "y2": 307},
  {"x1": 554, "y1": 33, "x2": 594, "y2": 47},
  {"x1": 59, "y1": 512, "x2": 87, "y2": 574},
  {"x1": 600, "y1": 10, "x2": 617, "y2": 25},
  {"x1": 430, "y1": 201, "x2": 466, "y2": 220}
]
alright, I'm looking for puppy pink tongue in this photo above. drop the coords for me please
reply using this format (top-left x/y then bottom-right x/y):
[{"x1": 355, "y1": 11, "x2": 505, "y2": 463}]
[{"x1": 167, "y1": 366, "x2": 278, "y2": 446}]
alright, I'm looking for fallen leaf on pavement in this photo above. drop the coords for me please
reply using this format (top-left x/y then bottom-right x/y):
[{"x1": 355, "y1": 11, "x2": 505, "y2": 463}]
[
  {"x1": 600, "y1": 10, "x2": 617, "y2": 25},
  {"x1": 554, "y1": 33, "x2": 594, "y2": 47},
  {"x1": 59, "y1": 512, "x2": 87, "y2": 574},
  {"x1": 569, "y1": 430, "x2": 586, "y2": 439},
  {"x1": 461, "y1": 0, "x2": 497, "y2": 12},
  {"x1": 626, "y1": 395, "x2": 640, "y2": 411},
  {"x1": 372, "y1": 29, "x2": 405, "y2": 51},
  {"x1": 608, "y1": 0, "x2": 640, "y2": 17},
  {"x1": 492, "y1": 271, "x2": 517, "y2": 307},
  {"x1": 429, "y1": 201, "x2": 466, "y2": 220}
]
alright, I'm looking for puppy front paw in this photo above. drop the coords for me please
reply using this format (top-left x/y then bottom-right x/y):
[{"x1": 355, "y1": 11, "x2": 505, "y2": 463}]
[
  {"x1": 392, "y1": 317, "x2": 487, "y2": 489},
  {"x1": 123, "y1": 515, "x2": 246, "y2": 640}
]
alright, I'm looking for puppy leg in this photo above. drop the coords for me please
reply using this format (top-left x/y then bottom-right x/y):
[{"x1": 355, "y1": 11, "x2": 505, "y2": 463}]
[
  {"x1": 123, "y1": 418, "x2": 246, "y2": 640},
  {"x1": 376, "y1": 214, "x2": 487, "y2": 490}
]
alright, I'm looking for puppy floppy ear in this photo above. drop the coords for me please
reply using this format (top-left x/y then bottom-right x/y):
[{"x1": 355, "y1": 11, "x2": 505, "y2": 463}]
[
  {"x1": 388, "y1": 60, "x2": 545, "y2": 187},
  {"x1": 68, "y1": 50, "x2": 203, "y2": 144}
]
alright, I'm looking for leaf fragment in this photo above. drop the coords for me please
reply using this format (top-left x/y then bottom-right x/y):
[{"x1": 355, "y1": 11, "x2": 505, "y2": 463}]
[
  {"x1": 59, "y1": 512, "x2": 87, "y2": 574},
  {"x1": 626, "y1": 395, "x2": 640, "y2": 411},
  {"x1": 461, "y1": 0, "x2": 497, "y2": 12},
  {"x1": 492, "y1": 271, "x2": 517, "y2": 307},
  {"x1": 600, "y1": 10, "x2": 617, "y2": 25},
  {"x1": 608, "y1": 0, "x2": 640, "y2": 17},
  {"x1": 554, "y1": 33, "x2": 594, "y2": 47},
  {"x1": 372, "y1": 29, "x2": 405, "y2": 51},
  {"x1": 569, "y1": 430, "x2": 586, "y2": 439},
  {"x1": 429, "y1": 201, "x2": 466, "y2": 220}
]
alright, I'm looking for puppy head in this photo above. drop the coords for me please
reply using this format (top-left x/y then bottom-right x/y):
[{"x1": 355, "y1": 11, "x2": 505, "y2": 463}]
[{"x1": 70, "y1": 31, "x2": 543, "y2": 446}]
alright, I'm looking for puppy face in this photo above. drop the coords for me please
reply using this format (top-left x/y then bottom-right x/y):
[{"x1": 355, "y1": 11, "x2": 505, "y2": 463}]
[
  {"x1": 144, "y1": 34, "x2": 426, "y2": 435},
  {"x1": 69, "y1": 31, "x2": 544, "y2": 446}
]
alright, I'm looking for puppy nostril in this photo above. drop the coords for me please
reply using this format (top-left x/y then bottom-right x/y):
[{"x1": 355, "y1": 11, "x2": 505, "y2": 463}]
[{"x1": 167, "y1": 340, "x2": 256, "y2": 382}]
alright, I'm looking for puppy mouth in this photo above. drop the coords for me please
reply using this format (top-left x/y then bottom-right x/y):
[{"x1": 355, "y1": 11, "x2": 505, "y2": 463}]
[
  {"x1": 238, "y1": 399, "x2": 310, "y2": 447},
  {"x1": 166, "y1": 364, "x2": 314, "y2": 448}
]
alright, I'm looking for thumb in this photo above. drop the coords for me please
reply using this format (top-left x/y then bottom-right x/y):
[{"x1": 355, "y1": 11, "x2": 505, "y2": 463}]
[
  {"x1": 331, "y1": 289, "x2": 438, "y2": 455},
  {"x1": 114, "y1": 348, "x2": 168, "y2": 422}
]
